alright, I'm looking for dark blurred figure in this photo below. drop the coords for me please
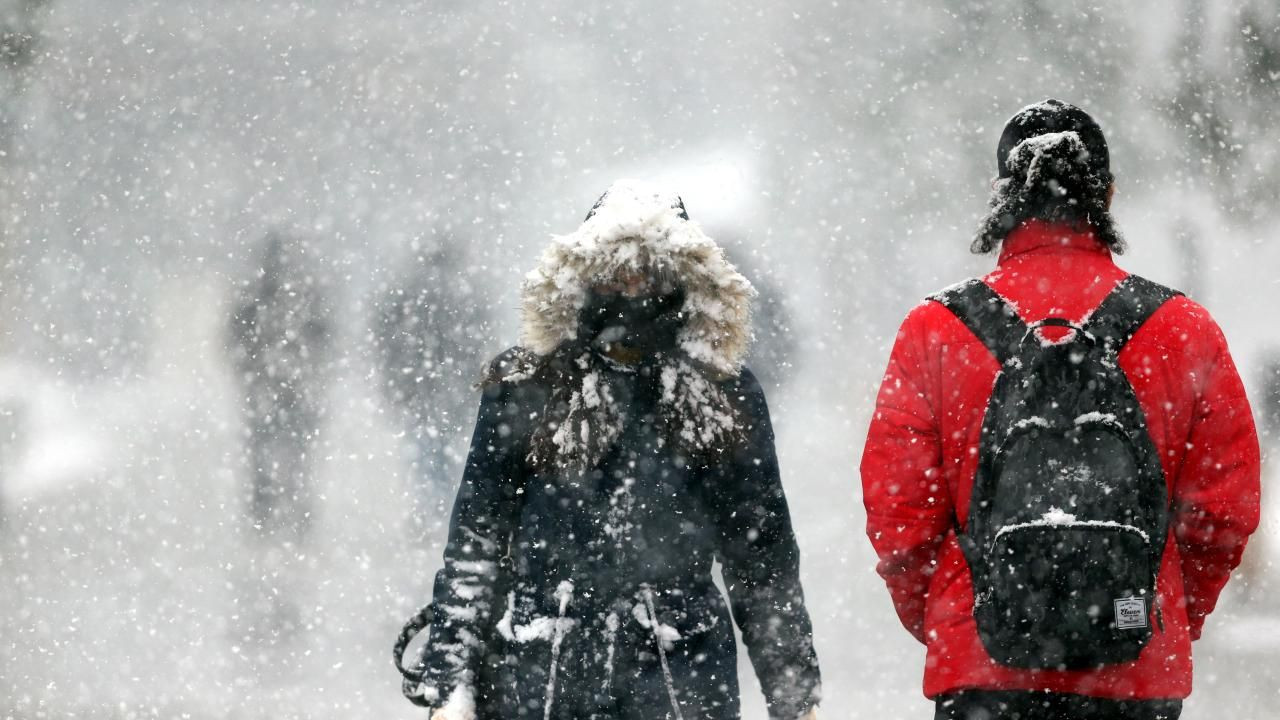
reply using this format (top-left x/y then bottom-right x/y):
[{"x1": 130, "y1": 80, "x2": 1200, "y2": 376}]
[
  {"x1": 227, "y1": 231, "x2": 334, "y2": 643},
  {"x1": 228, "y1": 231, "x2": 333, "y2": 544},
  {"x1": 1236, "y1": 350, "x2": 1280, "y2": 605},
  {"x1": 729, "y1": 251, "x2": 796, "y2": 392},
  {"x1": 373, "y1": 242, "x2": 488, "y2": 542},
  {"x1": 1257, "y1": 351, "x2": 1280, "y2": 442}
]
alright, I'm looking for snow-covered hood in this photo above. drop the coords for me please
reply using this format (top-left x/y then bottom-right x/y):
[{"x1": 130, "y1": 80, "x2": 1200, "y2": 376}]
[{"x1": 520, "y1": 179, "x2": 756, "y2": 375}]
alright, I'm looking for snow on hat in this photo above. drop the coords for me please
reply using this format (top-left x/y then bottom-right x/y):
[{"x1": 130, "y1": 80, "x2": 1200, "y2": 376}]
[
  {"x1": 997, "y1": 99, "x2": 1110, "y2": 181},
  {"x1": 520, "y1": 179, "x2": 756, "y2": 375}
]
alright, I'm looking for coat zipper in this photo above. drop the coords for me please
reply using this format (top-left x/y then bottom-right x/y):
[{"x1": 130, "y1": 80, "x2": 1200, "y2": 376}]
[
  {"x1": 602, "y1": 611, "x2": 619, "y2": 697},
  {"x1": 642, "y1": 585, "x2": 686, "y2": 720},
  {"x1": 543, "y1": 580, "x2": 574, "y2": 720}
]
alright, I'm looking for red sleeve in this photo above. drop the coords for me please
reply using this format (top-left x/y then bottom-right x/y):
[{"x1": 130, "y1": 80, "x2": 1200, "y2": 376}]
[
  {"x1": 860, "y1": 303, "x2": 950, "y2": 644},
  {"x1": 1172, "y1": 314, "x2": 1261, "y2": 640}
]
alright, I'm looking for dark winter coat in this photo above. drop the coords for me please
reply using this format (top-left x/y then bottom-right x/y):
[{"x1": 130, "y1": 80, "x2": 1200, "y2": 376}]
[
  {"x1": 410, "y1": 181, "x2": 822, "y2": 720},
  {"x1": 419, "y1": 352, "x2": 819, "y2": 720},
  {"x1": 861, "y1": 220, "x2": 1261, "y2": 700}
]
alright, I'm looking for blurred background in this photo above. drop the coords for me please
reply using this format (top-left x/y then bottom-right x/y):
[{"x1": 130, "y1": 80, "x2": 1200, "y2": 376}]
[{"x1": 0, "y1": 0, "x2": 1278, "y2": 718}]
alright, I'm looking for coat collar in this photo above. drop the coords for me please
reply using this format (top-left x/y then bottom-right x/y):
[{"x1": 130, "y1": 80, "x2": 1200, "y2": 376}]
[{"x1": 997, "y1": 219, "x2": 1111, "y2": 266}]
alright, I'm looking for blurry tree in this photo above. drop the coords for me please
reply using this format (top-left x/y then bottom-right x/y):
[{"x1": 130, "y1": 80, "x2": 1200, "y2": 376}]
[
  {"x1": 0, "y1": 0, "x2": 37, "y2": 263},
  {"x1": 1159, "y1": 1, "x2": 1280, "y2": 300},
  {"x1": 1166, "y1": 0, "x2": 1239, "y2": 200},
  {"x1": 1237, "y1": 348, "x2": 1280, "y2": 605},
  {"x1": 0, "y1": 0, "x2": 47, "y2": 253},
  {"x1": 1160, "y1": 0, "x2": 1280, "y2": 220},
  {"x1": 1174, "y1": 223, "x2": 1206, "y2": 301},
  {"x1": 372, "y1": 238, "x2": 489, "y2": 541},
  {"x1": 1228, "y1": 0, "x2": 1280, "y2": 217},
  {"x1": 1166, "y1": 0, "x2": 1212, "y2": 315},
  {"x1": 0, "y1": 0, "x2": 46, "y2": 146}
]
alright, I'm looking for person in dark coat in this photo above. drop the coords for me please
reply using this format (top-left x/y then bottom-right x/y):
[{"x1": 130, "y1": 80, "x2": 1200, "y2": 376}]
[
  {"x1": 403, "y1": 180, "x2": 822, "y2": 720},
  {"x1": 228, "y1": 230, "x2": 333, "y2": 542},
  {"x1": 374, "y1": 243, "x2": 488, "y2": 541}
]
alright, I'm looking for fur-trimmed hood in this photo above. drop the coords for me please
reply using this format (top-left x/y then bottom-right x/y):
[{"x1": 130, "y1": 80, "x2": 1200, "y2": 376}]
[{"x1": 520, "y1": 179, "x2": 756, "y2": 375}]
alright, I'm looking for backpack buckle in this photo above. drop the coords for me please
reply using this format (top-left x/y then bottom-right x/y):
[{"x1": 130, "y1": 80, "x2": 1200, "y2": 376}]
[{"x1": 1025, "y1": 318, "x2": 1096, "y2": 348}]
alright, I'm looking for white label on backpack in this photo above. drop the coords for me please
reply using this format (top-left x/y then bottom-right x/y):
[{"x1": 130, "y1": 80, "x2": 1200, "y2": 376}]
[{"x1": 1114, "y1": 597, "x2": 1148, "y2": 630}]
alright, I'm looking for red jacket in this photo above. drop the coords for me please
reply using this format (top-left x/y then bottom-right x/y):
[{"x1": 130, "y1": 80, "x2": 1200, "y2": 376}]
[{"x1": 861, "y1": 220, "x2": 1261, "y2": 700}]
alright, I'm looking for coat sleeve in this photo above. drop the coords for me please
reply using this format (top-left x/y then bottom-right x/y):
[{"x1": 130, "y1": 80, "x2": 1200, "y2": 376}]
[
  {"x1": 414, "y1": 352, "x2": 529, "y2": 706},
  {"x1": 1171, "y1": 315, "x2": 1261, "y2": 640},
  {"x1": 706, "y1": 368, "x2": 822, "y2": 720},
  {"x1": 860, "y1": 303, "x2": 949, "y2": 644}
]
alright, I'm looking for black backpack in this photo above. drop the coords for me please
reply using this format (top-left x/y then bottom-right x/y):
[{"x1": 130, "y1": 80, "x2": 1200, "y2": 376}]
[{"x1": 931, "y1": 274, "x2": 1180, "y2": 670}]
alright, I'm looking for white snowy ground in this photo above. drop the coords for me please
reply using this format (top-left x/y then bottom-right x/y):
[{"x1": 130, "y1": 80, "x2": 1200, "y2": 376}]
[{"x1": 1, "y1": 271, "x2": 1278, "y2": 720}]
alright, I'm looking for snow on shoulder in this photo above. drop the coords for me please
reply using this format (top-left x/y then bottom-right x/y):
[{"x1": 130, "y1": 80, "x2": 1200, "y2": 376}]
[{"x1": 520, "y1": 179, "x2": 756, "y2": 376}]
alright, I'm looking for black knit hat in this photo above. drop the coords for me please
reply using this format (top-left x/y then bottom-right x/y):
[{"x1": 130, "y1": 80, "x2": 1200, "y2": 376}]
[{"x1": 997, "y1": 99, "x2": 1110, "y2": 181}]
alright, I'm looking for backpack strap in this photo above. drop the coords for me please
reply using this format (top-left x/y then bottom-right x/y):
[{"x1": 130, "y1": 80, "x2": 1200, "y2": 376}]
[
  {"x1": 1085, "y1": 275, "x2": 1182, "y2": 354},
  {"x1": 929, "y1": 279, "x2": 1027, "y2": 366}
]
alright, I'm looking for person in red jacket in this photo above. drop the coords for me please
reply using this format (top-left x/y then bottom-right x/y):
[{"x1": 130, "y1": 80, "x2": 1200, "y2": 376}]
[{"x1": 861, "y1": 99, "x2": 1261, "y2": 720}]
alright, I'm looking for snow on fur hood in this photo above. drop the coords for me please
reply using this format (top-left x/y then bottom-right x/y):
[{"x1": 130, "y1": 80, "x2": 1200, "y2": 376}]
[{"x1": 520, "y1": 179, "x2": 756, "y2": 375}]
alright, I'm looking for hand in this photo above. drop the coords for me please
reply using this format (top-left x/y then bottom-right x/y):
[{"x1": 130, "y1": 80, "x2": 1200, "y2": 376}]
[
  {"x1": 796, "y1": 708, "x2": 821, "y2": 720},
  {"x1": 430, "y1": 705, "x2": 476, "y2": 720},
  {"x1": 402, "y1": 679, "x2": 436, "y2": 708}
]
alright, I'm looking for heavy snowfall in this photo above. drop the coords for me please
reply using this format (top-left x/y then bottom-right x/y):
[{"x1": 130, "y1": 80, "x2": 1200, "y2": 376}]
[{"x1": 1, "y1": 1, "x2": 1278, "y2": 719}]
